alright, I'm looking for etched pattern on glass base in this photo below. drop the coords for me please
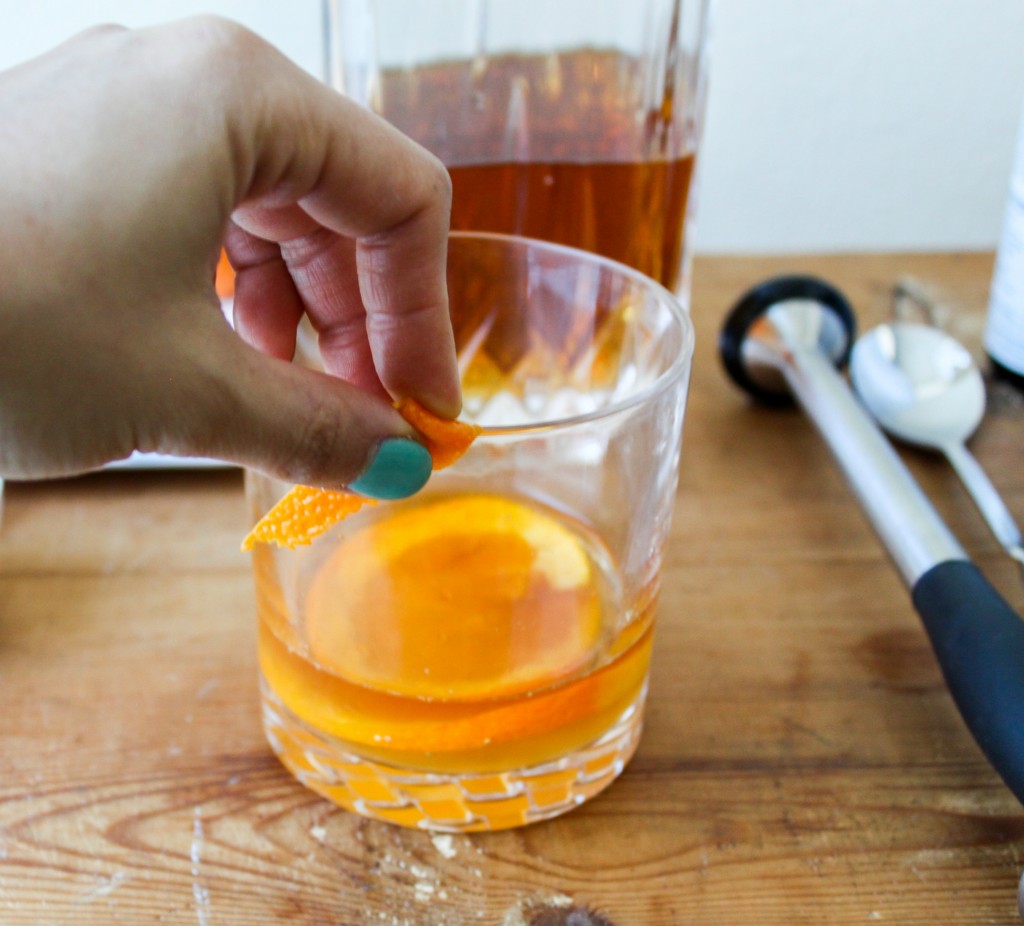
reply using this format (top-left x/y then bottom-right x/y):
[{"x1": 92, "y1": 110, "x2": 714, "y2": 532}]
[{"x1": 261, "y1": 682, "x2": 645, "y2": 832}]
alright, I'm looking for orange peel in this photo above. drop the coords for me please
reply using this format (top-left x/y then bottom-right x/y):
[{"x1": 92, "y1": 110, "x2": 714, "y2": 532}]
[
  {"x1": 395, "y1": 398, "x2": 480, "y2": 469},
  {"x1": 215, "y1": 249, "x2": 235, "y2": 299},
  {"x1": 241, "y1": 398, "x2": 481, "y2": 551}
]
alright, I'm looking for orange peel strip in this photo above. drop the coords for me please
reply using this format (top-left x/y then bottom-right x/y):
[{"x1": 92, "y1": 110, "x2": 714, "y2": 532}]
[
  {"x1": 395, "y1": 398, "x2": 481, "y2": 469},
  {"x1": 241, "y1": 398, "x2": 481, "y2": 551},
  {"x1": 215, "y1": 249, "x2": 235, "y2": 299},
  {"x1": 241, "y1": 486, "x2": 373, "y2": 551}
]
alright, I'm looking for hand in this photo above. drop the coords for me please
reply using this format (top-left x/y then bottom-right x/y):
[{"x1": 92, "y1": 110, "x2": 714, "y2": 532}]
[{"x1": 0, "y1": 17, "x2": 460, "y2": 494}]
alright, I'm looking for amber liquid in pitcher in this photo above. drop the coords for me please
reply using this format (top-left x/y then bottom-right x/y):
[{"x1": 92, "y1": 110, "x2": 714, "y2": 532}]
[{"x1": 378, "y1": 49, "x2": 697, "y2": 291}]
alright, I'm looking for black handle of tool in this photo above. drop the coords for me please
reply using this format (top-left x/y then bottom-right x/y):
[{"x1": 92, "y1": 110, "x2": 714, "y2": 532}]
[{"x1": 913, "y1": 560, "x2": 1024, "y2": 805}]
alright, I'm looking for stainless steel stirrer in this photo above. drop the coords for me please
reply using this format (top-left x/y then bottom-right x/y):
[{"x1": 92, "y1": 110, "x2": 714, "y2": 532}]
[{"x1": 719, "y1": 276, "x2": 1024, "y2": 813}]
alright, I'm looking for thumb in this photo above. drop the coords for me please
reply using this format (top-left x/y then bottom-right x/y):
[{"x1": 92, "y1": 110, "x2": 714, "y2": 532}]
[{"x1": 164, "y1": 331, "x2": 434, "y2": 497}]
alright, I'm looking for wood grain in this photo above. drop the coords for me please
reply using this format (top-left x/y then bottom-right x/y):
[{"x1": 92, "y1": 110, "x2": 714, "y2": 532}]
[{"x1": 1, "y1": 253, "x2": 1022, "y2": 924}]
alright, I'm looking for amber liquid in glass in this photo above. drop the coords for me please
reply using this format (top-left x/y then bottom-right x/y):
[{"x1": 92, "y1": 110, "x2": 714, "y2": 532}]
[
  {"x1": 257, "y1": 493, "x2": 653, "y2": 777},
  {"x1": 378, "y1": 49, "x2": 697, "y2": 290}
]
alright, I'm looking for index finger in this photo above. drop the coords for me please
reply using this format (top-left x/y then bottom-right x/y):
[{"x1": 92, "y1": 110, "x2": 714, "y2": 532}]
[{"x1": 226, "y1": 33, "x2": 461, "y2": 417}]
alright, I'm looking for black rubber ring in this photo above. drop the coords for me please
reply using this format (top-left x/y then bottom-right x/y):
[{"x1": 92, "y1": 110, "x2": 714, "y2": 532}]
[{"x1": 719, "y1": 275, "x2": 857, "y2": 405}]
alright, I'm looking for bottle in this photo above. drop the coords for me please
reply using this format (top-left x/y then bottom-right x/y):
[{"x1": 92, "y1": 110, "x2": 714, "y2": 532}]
[{"x1": 986, "y1": 104, "x2": 1024, "y2": 390}]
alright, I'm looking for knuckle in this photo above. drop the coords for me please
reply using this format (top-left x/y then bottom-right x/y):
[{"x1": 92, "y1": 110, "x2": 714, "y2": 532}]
[
  {"x1": 411, "y1": 153, "x2": 453, "y2": 222},
  {"x1": 73, "y1": 23, "x2": 128, "y2": 42},
  {"x1": 426, "y1": 155, "x2": 453, "y2": 208},
  {"x1": 390, "y1": 147, "x2": 452, "y2": 222},
  {"x1": 174, "y1": 15, "x2": 269, "y2": 76},
  {"x1": 286, "y1": 395, "x2": 361, "y2": 488}
]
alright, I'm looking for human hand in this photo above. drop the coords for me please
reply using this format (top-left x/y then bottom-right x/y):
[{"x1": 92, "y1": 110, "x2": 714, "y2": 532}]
[{"x1": 0, "y1": 17, "x2": 459, "y2": 496}]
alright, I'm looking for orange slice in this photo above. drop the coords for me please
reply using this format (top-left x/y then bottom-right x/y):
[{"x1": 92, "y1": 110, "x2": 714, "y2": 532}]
[
  {"x1": 241, "y1": 398, "x2": 481, "y2": 551},
  {"x1": 303, "y1": 495, "x2": 603, "y2": 701}
]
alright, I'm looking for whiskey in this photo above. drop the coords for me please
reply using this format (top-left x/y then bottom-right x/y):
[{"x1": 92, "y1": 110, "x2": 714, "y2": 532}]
[{"x1": 378, "y1": 49, "x2": 697, "y2": 290}]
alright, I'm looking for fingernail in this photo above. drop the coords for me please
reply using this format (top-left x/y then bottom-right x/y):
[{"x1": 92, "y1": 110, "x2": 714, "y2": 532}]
[{"x1": 348, "y1": 438, "x2": 433, "y2": 500}]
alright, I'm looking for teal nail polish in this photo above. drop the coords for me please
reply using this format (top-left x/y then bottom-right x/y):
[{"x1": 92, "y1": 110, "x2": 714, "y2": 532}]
[{"x1": 349, "y1": 438, "x2": 433, "y2": 500}]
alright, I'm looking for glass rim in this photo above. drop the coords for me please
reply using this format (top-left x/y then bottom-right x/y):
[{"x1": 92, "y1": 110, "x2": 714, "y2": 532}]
[{"x1": 448, "y1": 230, "x2": 695, "y2": 436}]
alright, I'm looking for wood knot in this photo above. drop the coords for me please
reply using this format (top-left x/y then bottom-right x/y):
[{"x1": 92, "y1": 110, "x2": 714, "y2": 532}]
[{"x1": 527, "y1": 904, "x2": 616, "y2": 926}]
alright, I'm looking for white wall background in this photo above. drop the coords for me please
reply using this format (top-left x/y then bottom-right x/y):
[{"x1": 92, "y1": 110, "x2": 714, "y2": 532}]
[
  {"x1": 699, "y1": 0, "x2": 1024, "y2": 253},
  {"x1": 1, "y1": 0, "x2": 1022, "y2": 254}
]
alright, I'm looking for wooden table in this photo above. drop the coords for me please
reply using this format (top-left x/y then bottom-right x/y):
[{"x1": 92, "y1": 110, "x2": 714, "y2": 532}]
[{"x1": 1, "y1": 253, "x2": 1022, "y2": 925}]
